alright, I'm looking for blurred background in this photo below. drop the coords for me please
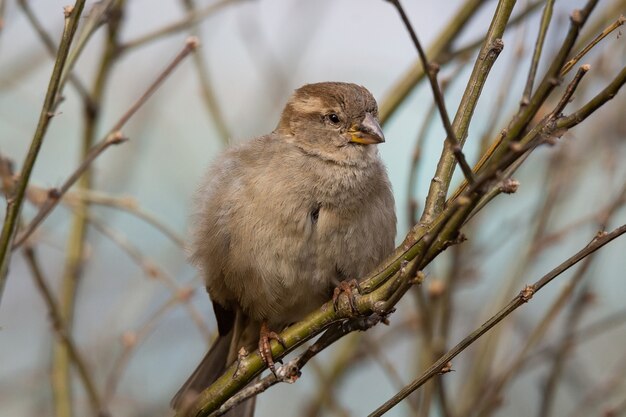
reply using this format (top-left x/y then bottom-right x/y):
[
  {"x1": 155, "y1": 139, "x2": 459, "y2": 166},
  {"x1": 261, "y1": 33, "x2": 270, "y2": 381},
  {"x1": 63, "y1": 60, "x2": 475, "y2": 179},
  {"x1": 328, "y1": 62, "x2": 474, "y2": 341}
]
[{"x1": 1, "y1": 0, "x2": 625, "y2": 416}]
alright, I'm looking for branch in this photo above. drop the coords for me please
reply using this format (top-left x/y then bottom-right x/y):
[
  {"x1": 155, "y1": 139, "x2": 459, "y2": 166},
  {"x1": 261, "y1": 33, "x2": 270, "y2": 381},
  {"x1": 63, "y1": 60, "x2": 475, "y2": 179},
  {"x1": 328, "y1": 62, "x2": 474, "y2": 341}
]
[
  {"x1": 22, "y1": 246, "x2": 104, "y2": 415},
  {"x1": 17, "y1": 0, "x2": 94, "y2": 108},
  {"x1": 51, "y1": 3, "x2": 125, "y2": 414},
  {"x1": 560, "y1": 15, "x2": 625, "y2": 77},
  {"x1": 0, "y1": 1, "x2": 86, "y2": 307},
  {"x1": 556, "y1": 65, "x2": 626, "y2": 130},
  {"x1": 379, "y1": 0, "x2": 488, "y2": 124},
  {"x1": 119, "y1": 0, "x2": 245, "y2": 52},
  {"x1": 521, "y1": 0, "x2": 555, "y2": 106},
  {"x1": 368, "y1": 225, "x2": 626, "y2": 417},
  {"x1": 386, "y1": 0, "x2": 475, "y2": 185},
  {"x1": 210, "y1": 317, "x2": 383, "y2": 416},
  {"x1": 180, "y1": 0, "x2": 232, "y2": 145},
  {"x1": 12, "y1": 37, "x2": 199, "y2": 249},
  {"x1": 420, "y1": 0, "x2": 513, "y2": 225}
]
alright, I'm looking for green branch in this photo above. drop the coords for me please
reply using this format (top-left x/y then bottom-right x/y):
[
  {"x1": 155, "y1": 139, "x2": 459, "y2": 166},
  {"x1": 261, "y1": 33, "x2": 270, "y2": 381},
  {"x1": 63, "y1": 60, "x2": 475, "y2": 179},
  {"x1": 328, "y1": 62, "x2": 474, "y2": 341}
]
[{"x1": 0, "y1": 0, "x2": 86, "y2": 307}]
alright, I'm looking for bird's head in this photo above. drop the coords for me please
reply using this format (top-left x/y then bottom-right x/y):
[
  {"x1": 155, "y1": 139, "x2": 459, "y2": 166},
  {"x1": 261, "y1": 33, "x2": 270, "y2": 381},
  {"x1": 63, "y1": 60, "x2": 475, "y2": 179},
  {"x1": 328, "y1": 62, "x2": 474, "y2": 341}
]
[{"x1": 276, "y1": 82, "x2": 385, "y2": 166}]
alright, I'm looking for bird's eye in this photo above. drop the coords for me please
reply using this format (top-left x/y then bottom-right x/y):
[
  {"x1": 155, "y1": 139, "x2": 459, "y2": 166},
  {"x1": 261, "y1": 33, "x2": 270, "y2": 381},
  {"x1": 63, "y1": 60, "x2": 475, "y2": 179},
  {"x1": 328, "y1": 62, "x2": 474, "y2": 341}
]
[{"x1": 327, "y1": 113, "x2": 341, "y2": 125}]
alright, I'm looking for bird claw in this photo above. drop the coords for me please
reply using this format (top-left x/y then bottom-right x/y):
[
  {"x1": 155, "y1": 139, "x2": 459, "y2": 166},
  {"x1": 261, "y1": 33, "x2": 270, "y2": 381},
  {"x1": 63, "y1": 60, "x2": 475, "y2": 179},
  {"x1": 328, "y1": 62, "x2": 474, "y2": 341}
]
[
  {"x1": 259, "y1": 321, "x2": 286, "y2": 376},
  {"x1": 332, "y1": 279, "x2": 361, "y2": 316}
]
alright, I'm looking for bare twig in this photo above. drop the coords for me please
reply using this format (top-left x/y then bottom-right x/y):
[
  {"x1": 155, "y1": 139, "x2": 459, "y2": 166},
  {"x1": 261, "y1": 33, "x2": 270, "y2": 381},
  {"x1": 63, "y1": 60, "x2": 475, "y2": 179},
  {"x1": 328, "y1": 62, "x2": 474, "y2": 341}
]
[
  {"x1": 23, "y1": 246, "x2": 104, "y2": 415},
  {"x1": 12, "y1": 37, "x2": 199, "y2": 249},
  {"x1": 211, "y1": 317, "x2": 384, "y2": 416},
  {"x1": 180, "y1": 0, "x2": 231, "y2": 144},
  {"x1": 521, "y1": 0, "x2": 555, "y2": 106},
  {"x1": 80, "y1": 210, "x2": 210, "y2": 341},
  {"x1": 65, "y1": 189, "x2": 185, "y2": 247},
  {"x1": 0, "y1": 1, "x2": 86, "y2": 307},
  {"x1": 120, "y1": 0, "x2": 244, "y2": 52},
  {"x1": 379, "y1": 0, "x2": 487, "y2": 124},
  {"x1": 387, "y1": 0, "x2": 475, "y2": 185},
  {"x1": 103, "y1": 295, "x2": 188, "y2": 403},
  {"x1": 557, "y1": 65, "x2": 626, "y2": 129},
  {"x1": 560, "y1": 15, "x2": 625, "y2": 76},
  {"x1": 17, "y1": 0, "x2": 94, "y2": 108},
  {"x1": 368, "y1": 225, "x2": 626, "y2": 417},
  {"x1": 419, "y1": 0, "x2": 513, "y2": 225}
]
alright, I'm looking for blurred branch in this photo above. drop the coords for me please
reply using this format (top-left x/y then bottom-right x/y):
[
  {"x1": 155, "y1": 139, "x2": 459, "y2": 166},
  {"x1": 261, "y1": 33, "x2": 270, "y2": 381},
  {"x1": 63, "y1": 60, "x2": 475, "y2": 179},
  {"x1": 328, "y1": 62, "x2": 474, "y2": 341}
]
[
  {"x1": 58, "y1": 1, "x2": 117, "y2": 96},
  {"x1": 379, "y1": 0, "x2": 488, "y2": 124},
  {"x1": 66, "y1": 189, "x2": 185, "y2": 247},
  {"x1": 419, "y1": 0, "x2": 512, "y2": 225},
  {"x1": 26, "y1": 183, "x2": 185, "y2": 248},
  {"x1": 22, "y1": 246, "x2": 104, "y2": 415},
  {"x1": 569, "y1": 353, "x2": 626, "y2": 417},
  {"x1": 473, "y1": 174, "x2": 626, "y2": 417},
  {"x1": 17, "y1": 0, "x2": 94, "y2": 109},
  {"x1": 557, "y1": 65, "x2": 626, "y2": 130},
  {"x1": 0, "y1": 1, "x2": 86, "y2": 308},
  {"x1": 12, "y1": 38, "x2": 199, "y2": 249},
  {"x1": 538, "y1": 284, "x2": 592, "y2": 417},
  {"x1": 560, "y1": 15, "x2": 625, "y2": 76},
  {"x1": 103, "y1": 294, "x2": 192, "y2": 403},
  {"x1": 180, "y1": 0, "x2": 231, "y2": 145},
  {"x1": 521, "y1": 0, "x2": 555, "y2": 107},
  {"x1": 119, "y1": 0, "x2": 246, "y2": 53},
  {"x1": 52, "y1": 3, "x2": 125, "y2": 414},
  {"x1": 368, "y1": 225, "x2": 626, "y2": 417},
  {"x1": 387, "y1": 0, "x2": 475, "y2": 185},
  {"x1": 77, "y1": 209, "x2": 211, "y2": 342},
  {"x1": 380, "y1": 0, "x2": 545, "y2": 125}
]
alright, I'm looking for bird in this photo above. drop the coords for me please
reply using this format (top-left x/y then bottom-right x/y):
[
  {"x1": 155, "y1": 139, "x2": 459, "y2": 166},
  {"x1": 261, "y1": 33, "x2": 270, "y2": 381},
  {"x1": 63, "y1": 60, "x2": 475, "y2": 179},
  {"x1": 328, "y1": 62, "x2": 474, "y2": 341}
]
[{"x1": 171, "y1": 82, "x2": 396, "y2": 416}]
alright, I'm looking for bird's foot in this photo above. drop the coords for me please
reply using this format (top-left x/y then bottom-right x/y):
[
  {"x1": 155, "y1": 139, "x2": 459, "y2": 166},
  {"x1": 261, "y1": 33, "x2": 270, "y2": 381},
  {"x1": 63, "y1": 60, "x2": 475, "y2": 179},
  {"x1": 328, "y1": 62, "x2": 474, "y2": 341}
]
[
  {"x1": 333, "y1": 279, "x2": 361, "y2": 316},
  {"x1": 259, "y1": 321, "x2": 286, "y2": 376}
]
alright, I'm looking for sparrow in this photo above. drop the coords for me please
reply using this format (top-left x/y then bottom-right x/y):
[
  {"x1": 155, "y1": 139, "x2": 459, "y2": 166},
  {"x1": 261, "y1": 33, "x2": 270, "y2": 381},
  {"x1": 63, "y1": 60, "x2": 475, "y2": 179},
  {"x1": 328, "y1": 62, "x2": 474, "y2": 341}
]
[{"x1": 171, "y1": 82, "x2": 396, "y2": 416}]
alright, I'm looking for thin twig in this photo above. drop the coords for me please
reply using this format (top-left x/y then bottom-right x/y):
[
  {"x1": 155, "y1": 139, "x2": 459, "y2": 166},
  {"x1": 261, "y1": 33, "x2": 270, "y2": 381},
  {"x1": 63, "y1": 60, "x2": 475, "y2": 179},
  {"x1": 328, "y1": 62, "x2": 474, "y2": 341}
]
[
  {"x1": 52, "y1": 4, "x2": 125, "y2": 412},
  {"x1": 103, "y1": 295, "x2": 187, "y2": 403},
  {"x1": 120, "y1": 0, "x2": 244, "y2": 52},
  {"x1": 66, "y1": 189, "x2": 185, "y2": 247},
  {"x1": 22, "y1": 246, "x2": 104, "y2": 415},
  {"x1": 180, "y1": 0, "x2": 231, "y2": 145},
  {"x1": 557, "y1": 65, "x2": 626, "y2": 129},
  {"x1": 0, "y1": 1, "x2": 86, "y2": 307},
  {"x1": 560, "y1": 15, "x2": 625, "y2": 77},
  {"x1": 17, "y1": 0, "x2": 94, "y2": 108},
  {"x1": 552, "y1": 64, "x2": 590, "y2": 116},
  {"x1": 521, "y1": 0, "x2": 555, "y2": 106},
  {"x1": 80, "y1": 209, "x2": 211, "y2": 343},
  {"x1": 387, "y1": 0, "x2": 475, "y2": 184},
  {"x1": 419, "y1": 0, "x2": 513, "y2": 225},
  {"x1": 12, "y1": 37, "x2": 199, "y2": 249},
  {"x1": 538, "y1": 284, "x2": 591, "y2": 417},
  {"x1": 58, "y1": 0, "x2": 117, "y2": 97},
  {"x1": 407, "y1": 64, "x2": 466, "y2": 226},
  {"x1": 211, "y1": 317, "x2": 384, "y2": 416},
  {"x1": 379, "y1": 0, "x2": 488, "y2": 124},
  {"x1": 368, "y1": 225, "x2": 626, "y2": 417}
]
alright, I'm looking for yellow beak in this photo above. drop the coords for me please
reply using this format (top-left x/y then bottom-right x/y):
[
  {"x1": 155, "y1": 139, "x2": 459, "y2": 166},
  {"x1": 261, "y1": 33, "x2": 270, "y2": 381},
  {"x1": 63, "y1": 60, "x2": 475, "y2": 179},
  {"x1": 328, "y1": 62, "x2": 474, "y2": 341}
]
[{"x1": 348, "y1": 112, "x2": 385, "y2": 145}]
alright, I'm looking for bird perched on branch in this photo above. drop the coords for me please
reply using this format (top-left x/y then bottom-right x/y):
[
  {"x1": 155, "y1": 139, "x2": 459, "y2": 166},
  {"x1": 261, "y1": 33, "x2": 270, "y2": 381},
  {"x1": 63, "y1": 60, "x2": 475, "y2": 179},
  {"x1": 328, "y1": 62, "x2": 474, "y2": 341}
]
[{"x1": 172, "y1": 82, "x2": 396, "y2": 416}]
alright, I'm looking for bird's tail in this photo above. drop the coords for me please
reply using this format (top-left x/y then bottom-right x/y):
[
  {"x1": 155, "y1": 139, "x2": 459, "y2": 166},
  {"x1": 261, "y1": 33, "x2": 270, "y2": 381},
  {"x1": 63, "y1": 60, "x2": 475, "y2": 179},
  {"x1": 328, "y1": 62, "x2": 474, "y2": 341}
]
[
  {"x1": 171, "y1": 316, "x2": 256, "y2": 417},
  {"x1": 170, "y1": 332, "x2": 230, "y2": 411}
]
